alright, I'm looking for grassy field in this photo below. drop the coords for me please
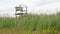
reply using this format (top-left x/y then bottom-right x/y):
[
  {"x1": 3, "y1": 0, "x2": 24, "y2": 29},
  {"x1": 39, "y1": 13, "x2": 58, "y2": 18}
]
[{"x1": 0, "y1": 13, "x2": 60, "y2": 34}]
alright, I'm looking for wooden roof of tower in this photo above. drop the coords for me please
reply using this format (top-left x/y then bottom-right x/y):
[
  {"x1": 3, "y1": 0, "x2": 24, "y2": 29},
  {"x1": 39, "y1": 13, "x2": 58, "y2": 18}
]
[{"x1": 15, "y1": 6, "x2": 23, "y2": 12}]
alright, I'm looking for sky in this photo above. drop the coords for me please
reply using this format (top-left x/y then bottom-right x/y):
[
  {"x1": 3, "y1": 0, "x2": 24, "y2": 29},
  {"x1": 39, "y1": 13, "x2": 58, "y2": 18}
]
[{"x1": 0, "y1": 0, "x2": 60, "y2": 15}]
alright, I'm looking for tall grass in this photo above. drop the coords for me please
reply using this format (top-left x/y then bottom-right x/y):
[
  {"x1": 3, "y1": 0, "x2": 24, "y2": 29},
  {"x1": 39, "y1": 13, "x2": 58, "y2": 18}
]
[{"x1": 0, "y1": 13, "x2": 60, "y2": 33}]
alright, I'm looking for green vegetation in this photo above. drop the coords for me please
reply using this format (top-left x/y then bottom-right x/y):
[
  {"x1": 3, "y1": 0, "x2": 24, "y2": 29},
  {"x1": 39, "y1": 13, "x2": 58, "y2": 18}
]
[{"x1": 0, "y1": 13, "x2": 60, "y2": 34}]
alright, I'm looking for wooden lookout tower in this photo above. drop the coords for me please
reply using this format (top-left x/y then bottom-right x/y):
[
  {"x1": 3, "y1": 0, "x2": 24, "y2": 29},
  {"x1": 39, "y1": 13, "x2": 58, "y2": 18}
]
[{"x1": 15, "y1": 5, "x2": 27, "y2": 17}]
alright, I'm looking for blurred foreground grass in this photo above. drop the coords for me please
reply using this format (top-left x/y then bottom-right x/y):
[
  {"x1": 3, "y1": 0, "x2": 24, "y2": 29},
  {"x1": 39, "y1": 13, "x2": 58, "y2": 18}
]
[{"x1": 0, "y1": 13, "x2": 60, "y2": 34}]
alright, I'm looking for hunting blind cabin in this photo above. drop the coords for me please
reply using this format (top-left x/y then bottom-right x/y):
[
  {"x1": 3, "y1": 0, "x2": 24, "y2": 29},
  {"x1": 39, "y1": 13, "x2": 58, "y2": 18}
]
[{"x1": 15, "y1": 5, "x2": 27, "y2": 17}]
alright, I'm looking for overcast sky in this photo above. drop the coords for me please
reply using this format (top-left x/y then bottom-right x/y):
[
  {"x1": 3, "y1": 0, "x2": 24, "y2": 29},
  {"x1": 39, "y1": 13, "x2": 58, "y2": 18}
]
[{"x1": 0, "y1": 0, "x2": 60, "y2": 14}]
